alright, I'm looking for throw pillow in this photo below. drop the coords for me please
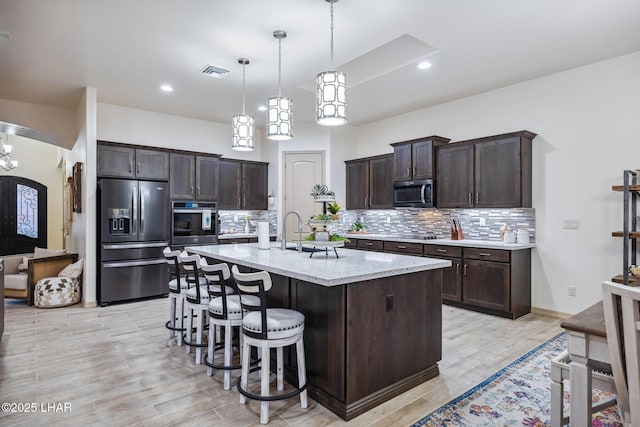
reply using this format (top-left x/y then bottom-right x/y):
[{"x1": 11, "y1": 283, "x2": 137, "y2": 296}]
[
  {"x1": 58, "y1": 259, "x2": 84, "y2": 280},
  {"x1": 33, "y1": 247, "x2": 67, "y2": 259},
  {"x1": 17, "y1": 256, "x2": 30, "y2": 272}
]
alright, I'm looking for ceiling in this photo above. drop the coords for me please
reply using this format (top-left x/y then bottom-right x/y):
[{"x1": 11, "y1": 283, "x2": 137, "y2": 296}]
[{"x1": 1, "y1": 0, "x2": 639, "y2": 131}]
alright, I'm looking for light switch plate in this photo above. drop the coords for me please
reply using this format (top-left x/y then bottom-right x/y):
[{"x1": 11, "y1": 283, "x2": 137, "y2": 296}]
[{"x1": 563, "y1": 219, "x2": 580, "y2": 229}]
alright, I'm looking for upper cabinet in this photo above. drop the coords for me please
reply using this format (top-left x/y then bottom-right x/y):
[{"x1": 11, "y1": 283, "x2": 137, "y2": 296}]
[
  {"x1": 436, "y1": 131, "x2": 535, "y2": 208},
  {"x1": 169, "y1": 153, "x2": 219, "y2": 201},
  {"x1": 392, "y1": 136, "x2": 450, "y2": 182},
  {"x1": 345, "y1": 154, "x2": 393, "y2": 210},
  {"x1": 98, "y1": 143, "x2": 169, "y2": 180},
  {"x1": 218, "y1": 159, "x2": 268, "y2": 210}
]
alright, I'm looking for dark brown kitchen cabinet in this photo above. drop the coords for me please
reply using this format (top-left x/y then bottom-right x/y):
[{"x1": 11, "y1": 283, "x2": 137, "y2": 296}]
[
  {"x1": 436, "y1": 143, "x2": 474, "y2": 208},
  {"x1": 356, "y1": 239, "x2": 384, "y2": 252},
  {"x1": 461, "y1": 247, "x2": 531, "y2": 319},
  {"x1": 98, "y1": 143, "x2": 169, "y2": 180},
  {"x1": 383, "y1": 241, "x2": 423, "y2": 255},
  {"x1": 436, "y1": 131, "x2": 535, "y2": 208},
  {"x1": 218, "y1": 159, "x2": 268, "y2": 210},
  {"x1": 345, "y1": 154, "x2": 393, "y2": 210},
  {"x1": 424, "y1": 245, "x2": 463, "y2": 303},
  {"x1": 169, "y1": 153, "x2": 219, "y2": 201},
  {"x1": 392, "y1": 136, "x2": 450, "y2": 182}
]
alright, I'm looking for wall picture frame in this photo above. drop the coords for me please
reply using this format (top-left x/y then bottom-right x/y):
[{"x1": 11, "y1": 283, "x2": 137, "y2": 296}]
[{"x1": 72, "y1": 162, "x2": 82, "y2": 213}]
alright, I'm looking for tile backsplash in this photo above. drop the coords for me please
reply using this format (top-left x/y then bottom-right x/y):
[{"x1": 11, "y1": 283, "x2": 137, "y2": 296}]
[
  {"x1": 218, "y1": 208, "x2": 535, "y2": 242},
  {"x1": 218, "y1": 210, "x2": 277, "y2": 234},
  {"x1": 333, "y1": 208, "x2": 535, "y2": 242}
]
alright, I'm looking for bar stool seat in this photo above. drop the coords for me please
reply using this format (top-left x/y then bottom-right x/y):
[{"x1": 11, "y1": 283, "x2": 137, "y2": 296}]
[
  {"x1": 232, "y1": 265, "x2": 308, "y2": 424},
  {"x1": 242, "y1": 309, "x2": 304, "y2": 339}
]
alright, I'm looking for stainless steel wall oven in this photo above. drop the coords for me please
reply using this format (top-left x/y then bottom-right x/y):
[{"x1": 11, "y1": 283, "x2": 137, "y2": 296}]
[{"x1": 171, "y1": 201, "x2": 218, "y2": 246}]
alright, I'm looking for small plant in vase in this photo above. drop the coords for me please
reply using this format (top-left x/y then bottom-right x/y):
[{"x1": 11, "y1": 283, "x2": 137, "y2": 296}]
[{"x1": 327, "y1": 201, "x2": 341, "y2": 220}]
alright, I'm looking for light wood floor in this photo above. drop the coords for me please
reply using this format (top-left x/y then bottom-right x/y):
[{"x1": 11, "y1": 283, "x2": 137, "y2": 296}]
[{"x1": 0, "y1": 297, "x2": 562, "y2": 426}]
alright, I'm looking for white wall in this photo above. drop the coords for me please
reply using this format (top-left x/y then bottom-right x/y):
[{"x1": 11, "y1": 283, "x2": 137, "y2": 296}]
[
  {"x1": 0, "y1": 98, "x2": 77, "y2": 148},
  {"x1": 353, "y1": 51, "x2": 640, "y2": 315},
  {"x1": 0, "y1": 133, "x2": 66, "y2": 250},
  {"x1": 97, "y1": 103, "x2": 264, "y2": 161}
]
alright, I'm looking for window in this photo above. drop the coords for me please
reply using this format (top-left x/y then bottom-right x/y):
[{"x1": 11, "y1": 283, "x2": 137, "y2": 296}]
[{"x1": 16, "y1": 183, "x2": 39, "y2": 238}]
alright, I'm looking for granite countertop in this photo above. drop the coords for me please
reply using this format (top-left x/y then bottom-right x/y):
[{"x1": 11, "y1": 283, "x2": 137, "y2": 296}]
[
  {"x1": 217, "y1": 233, "x2": 277, "y2": 239},
  {"x1": 185, "y1": 243, "x2": 451, "y2": 287},
  {"x1": 343, "y1": 233, "x2": 535, "y2": 250}
]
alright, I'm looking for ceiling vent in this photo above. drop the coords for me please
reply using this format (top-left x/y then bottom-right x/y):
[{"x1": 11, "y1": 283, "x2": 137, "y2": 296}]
[{"x1": 200, "y1": 64, "x2": 230, "y2": 78}]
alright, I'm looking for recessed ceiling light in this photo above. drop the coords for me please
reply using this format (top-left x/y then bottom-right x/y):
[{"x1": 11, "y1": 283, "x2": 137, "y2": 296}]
[
  {"x1": 160, "y1": 84, "x2": 173, "y2": 92},
  {"x1": 257, "y1": 105, "x2": 267, "y2": 112},
  {"x1": 417, "y1": 61, "x2": 432, "y2": 70}
]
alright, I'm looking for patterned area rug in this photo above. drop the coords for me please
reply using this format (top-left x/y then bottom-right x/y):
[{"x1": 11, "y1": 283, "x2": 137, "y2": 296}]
[{"x1": 411, "y1": 333, "x2": 622, "y2": 427}]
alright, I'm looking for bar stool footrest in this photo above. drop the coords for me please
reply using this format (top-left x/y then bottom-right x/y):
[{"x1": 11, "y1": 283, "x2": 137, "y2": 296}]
[{"x1": 236, "y1": 366, "x2": 308, "y2": 402}]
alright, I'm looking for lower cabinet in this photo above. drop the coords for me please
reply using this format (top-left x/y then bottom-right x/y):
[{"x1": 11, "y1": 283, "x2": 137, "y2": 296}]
[
  {"x1": 424, "y1": 245, "x2": 462, "y2": 303},
  {"x1": 458, "y1": 247, "x2": 531, "y2": 319}
]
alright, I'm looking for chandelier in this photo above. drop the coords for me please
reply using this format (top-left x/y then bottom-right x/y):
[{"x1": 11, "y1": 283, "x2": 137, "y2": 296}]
[
  {"x1": 0, "y1": 135, "x2": 18, "y2": 171},
  {"x1": 316, "y1": 0, "x2": 347, "y2": 126},
  {"x1": 232, "y1": 58, "x2": 255, "y2": 151}
]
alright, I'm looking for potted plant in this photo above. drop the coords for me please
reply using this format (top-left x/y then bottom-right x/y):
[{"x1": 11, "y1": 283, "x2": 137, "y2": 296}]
[{"x1": 327, "y1": 201, "x2": 341, "y2": 220}]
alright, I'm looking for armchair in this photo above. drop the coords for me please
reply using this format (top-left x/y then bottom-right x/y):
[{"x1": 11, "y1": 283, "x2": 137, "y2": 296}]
[{"x1": 2, "y1": 252, "x2": 78, "y2": 305}]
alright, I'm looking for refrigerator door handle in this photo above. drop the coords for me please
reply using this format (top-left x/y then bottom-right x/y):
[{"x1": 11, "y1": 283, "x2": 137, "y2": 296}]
[
  {"x1": 131, "y1": 185, "x2": 138, "y2": 235},
  {"x1": 103, "y1": 259, "x2": 167, "y2": 268},
  {"x1": 140, "y1": 189, "x2": 145, "y2": 234},
  {"x1": 102, "y1": 242, "x2": 169, "y2": 250}
]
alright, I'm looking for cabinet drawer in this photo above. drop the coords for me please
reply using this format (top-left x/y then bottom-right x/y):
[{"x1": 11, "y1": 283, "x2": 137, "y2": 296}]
[
  {"x1": 424, "y1": 245, "x2": 462, "y2": 258},
  {"x1": 463, "y1": 247, "x2": 510, "y2": 263},
  {"x1": 357, "y1": 239, "x2": 384, "y2": 251},
  {"x1": 384, "y1": 241, "x2": 423, "y2": 255},
  {"x1": 219, "y1": 238, "x2": 250, "y2": 245}
]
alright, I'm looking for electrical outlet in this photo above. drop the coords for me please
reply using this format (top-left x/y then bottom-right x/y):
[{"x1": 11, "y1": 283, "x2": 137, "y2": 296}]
[
  {"x1": 568, "y1": 286, "x2": 577, "y2": 297},
  {"x1": 479, "y1": 217, "x2": 486, "y2": 226},
  {"x1": 563, "y1": 219, "x2": 580, "y2": 229}
]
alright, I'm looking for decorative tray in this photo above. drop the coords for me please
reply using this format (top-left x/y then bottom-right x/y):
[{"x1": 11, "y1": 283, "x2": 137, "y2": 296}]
[
  {"x1": 302, "y1": 240, "x2": 345, "y2": 248},
  {"x1": 308, "y1": 219, "x2": 340, "y2": 227}
]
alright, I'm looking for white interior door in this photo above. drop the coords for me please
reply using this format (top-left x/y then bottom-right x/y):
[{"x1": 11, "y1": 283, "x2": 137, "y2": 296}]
[{"x1": 283, "y1": 152, "x2": 325, "y2": 242}]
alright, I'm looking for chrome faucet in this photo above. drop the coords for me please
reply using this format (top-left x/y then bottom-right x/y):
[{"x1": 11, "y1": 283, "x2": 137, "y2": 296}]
[{"x1": 281, "y1": 210, "x2": 303, "y2": 251}]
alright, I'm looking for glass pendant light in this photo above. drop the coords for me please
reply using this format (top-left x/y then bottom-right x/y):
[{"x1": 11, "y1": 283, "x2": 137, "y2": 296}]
[
  {"x1": 316, "y1": 0, "x2": 347, "y2": 126},
  {"x1": 232, "y1": 58, "x2": 255, "y2": 151},
  {"x1": 266, "y1": 30, "x2": 293, "y2": 140}
]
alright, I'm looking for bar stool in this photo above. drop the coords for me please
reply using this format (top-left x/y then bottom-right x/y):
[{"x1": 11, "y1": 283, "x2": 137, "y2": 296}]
[
  {"x1": 202, "y1": 261, "x2": 260, "y2": 390},
  {"x1": 232, "y1": 265, "x2": 308, "y2": 424},
  {"x1": 180, "y1": 253, "x2": 212, "y2": 364},
  {"x1": 163, "y1": 248, "x2": 189, "y2": 346}
]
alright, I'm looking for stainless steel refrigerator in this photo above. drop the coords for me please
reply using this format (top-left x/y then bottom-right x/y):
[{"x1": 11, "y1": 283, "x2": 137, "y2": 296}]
[{"x1": 98, "y1": 178, "x2": 169, "y2": 305}]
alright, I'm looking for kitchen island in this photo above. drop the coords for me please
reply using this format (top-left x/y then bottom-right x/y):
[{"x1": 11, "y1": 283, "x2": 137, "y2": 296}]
[{"x1": 186, "y1": 243, "x2": 450, "y2": 420}]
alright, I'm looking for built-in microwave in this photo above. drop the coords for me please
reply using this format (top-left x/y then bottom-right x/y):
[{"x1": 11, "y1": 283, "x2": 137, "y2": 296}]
[
  {"x1": 171, "y1": 201, "x2": 218, "y2": 246},
  {"x1": 393, "y1": 179, "x2": 434, "y2": 208}
]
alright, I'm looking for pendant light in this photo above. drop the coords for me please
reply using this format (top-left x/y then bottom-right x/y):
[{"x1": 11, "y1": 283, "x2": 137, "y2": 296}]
[
  {"x1": 232, "y1": 58, "x2": 255, "y2": 151},
  {"x1": 266, "y1": 30, "x2": 293, "y2": 140},
  {"x1": 316, "y1": 0, "x2": 347, "y2": 126}
]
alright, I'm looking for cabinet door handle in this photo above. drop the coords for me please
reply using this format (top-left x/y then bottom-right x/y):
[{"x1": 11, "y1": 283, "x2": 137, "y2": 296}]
[
  {"x1": 463, "y1": 264, "x2": 468, "y2": 275},
  {"x1": 243, "y1": 196, "x2": 246, "y2": 207},
  {"x1": 479, "y1": 252, "x2": 491, "y2": 257},
  {"x1": 365, "y1": 242, "x2": 373, "y2": 246},
  {"x1": 436, "y1": 249, "x2": 447, "y2": 253},
  {"x1": 412, "y1": 167, "x2": 416, "y2": 176},
  {"x1": 137, "y1": 162, "x2": 140, "y2": 174},
  {"x1": 476, "y1": 192, "x2": 479, "y2": 204},
  {"x1": 468, "y1": 192, "x2": 472, "y2": 204},
  {"x1": 396, "y1": 245, "x2": 407, "y2": 249},
  {"x1": 237, "y1": 197, "x2": 241, "y2": 207},
  {"x1": 406, "y1": 167, "x2": 411, "y2": 176},
  {"x1": 129, "y1": 162, "x2": 133, "y2": 173},
  {"x1": 456, "y1": 263, "x2": 460, "y2": 275},
  {"x1": 190, "y1": 185, "x2": 194, "y2": 195},
  {"x1": 364, "y1": 196, "x2": 368, "y2": 207},
  {"x1": 197, "y1": 186, "x2": 200, "y2": 196}
]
